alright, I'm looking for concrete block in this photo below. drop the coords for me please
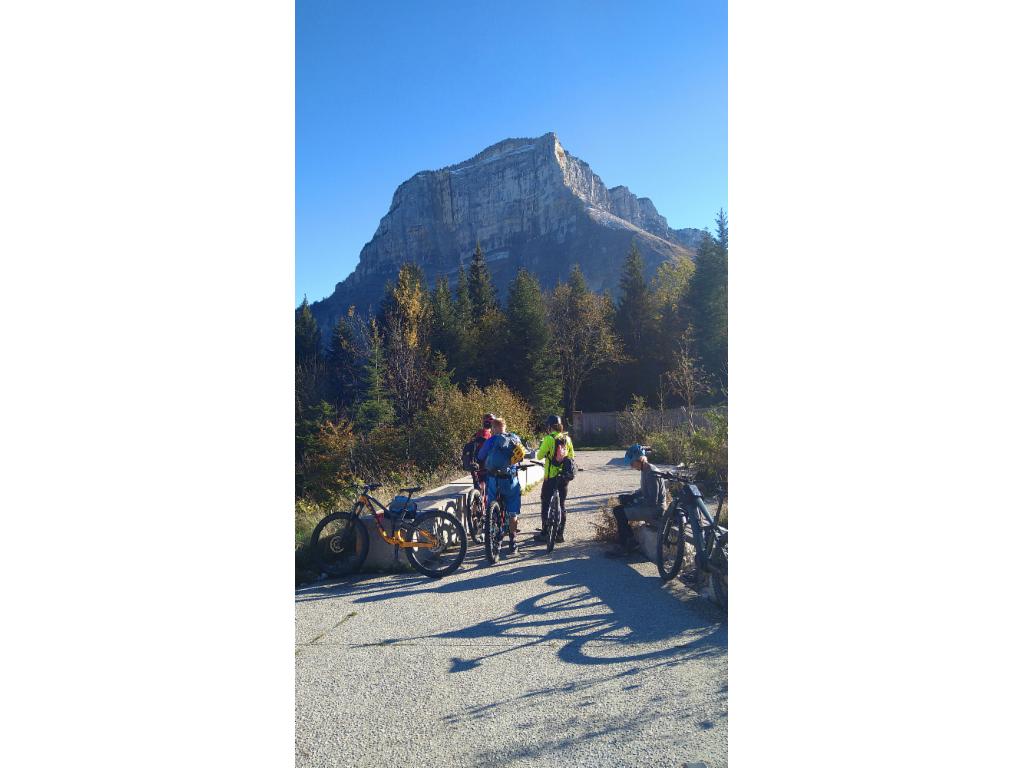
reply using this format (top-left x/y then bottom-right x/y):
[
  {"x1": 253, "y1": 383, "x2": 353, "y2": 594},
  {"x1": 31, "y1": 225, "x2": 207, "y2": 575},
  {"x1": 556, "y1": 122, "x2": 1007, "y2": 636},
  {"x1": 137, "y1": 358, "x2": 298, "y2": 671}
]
[
  {"x1": 636, "y1": 523, "x2": 661, "y2": 563},
  {"x1": 353, "y1": 464, "x2": 546, "y2": 574}
]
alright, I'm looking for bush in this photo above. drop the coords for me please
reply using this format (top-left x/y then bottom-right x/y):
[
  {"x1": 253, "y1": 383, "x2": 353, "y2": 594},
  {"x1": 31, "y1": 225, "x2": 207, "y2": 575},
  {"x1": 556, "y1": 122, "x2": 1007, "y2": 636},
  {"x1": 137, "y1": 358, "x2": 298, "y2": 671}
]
[
  {"x1": 644, "y1": 410, "x2": 728, "y2": 492},
  {"x1": 294, "y1": 379, "x2": 537, "y2": 546},
  {"x1": 647, "y1": 429, "x2": 688, "y2": 466},
  {"x1": 410, "y1": 380, "x2": 538, "y2": 470},
  {"x1": 617, "y1": 395, "x2": 652, "y2": 446},
  {"x1": 590, "y1": 498, "x2": 622, "y2": 544},
  {"x1": 681, "y1": 410, "x2": 728, "y2": 490}
]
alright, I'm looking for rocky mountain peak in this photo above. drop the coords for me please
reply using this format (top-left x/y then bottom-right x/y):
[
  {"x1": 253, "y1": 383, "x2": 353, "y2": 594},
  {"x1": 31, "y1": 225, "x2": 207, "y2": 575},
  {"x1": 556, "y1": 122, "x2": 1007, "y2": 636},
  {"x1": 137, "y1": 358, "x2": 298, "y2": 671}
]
[{"x1": 309, "y1": 133, "x2": 701, "y2": 333}]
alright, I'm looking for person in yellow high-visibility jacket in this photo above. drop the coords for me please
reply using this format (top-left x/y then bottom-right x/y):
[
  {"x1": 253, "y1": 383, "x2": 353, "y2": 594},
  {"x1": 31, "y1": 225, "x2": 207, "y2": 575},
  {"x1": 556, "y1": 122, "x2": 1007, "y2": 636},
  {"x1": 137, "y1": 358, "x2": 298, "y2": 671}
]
[{"x1": 532, "y1": 414, "x2": 575, "y2": 543}]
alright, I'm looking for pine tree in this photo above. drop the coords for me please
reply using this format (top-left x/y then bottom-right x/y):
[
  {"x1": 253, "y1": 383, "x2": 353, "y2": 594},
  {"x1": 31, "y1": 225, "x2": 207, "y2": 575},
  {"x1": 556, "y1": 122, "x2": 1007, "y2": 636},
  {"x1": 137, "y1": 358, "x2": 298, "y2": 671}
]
[
  {"x1": 354, "y1": 319, "x2": 396, "y2": 432},
  {"x1": 468, "y1": 242, "x2": 497, "y2": 315},
  {"x1": 613, "y1": 242, "x2": 657, "y2": 404},
  {"x1": 690, "y1": 210, "x2": 728, "y2": 393},
  {"x1": 295, "y1": 296, "x2": 321, "y2": 364},
  {"x1": 428, "y1": 276, "x2": 458, "y2": 367},
  {"x1": 454, "y1": 265, "x2": 472, "y2": 325},
  {"x1": 325, "y1": 308, "x2": 360, "y2": 412},
  {"x1": 451, "y1": 266, "x2": 475, "y2": 385},
  {"x1": 504, "y1": 268, "x2": 562, "y2": 416}
]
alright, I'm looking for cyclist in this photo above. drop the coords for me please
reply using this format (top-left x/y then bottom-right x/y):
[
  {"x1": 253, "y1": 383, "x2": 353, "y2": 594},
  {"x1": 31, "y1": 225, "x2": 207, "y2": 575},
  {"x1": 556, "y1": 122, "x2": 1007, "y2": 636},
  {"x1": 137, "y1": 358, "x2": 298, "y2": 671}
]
[
  {"x1": 532, "y1": 414, "x2": 574, "y2": 544},
  {"x1": 477, "y1": 417, "x2": 525, "y2": 555},
  {"x1": 468, "y1": 413, "x2": 495, "y2": 490},
  {"x1": 605, "y1": 443, "x2": 667, "y2": 557}
]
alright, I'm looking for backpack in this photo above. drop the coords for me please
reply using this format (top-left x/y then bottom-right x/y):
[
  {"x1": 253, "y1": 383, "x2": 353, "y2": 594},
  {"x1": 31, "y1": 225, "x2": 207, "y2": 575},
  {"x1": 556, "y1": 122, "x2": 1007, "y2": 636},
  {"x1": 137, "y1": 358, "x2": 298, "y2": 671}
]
[
  {"x1": 484, "y1": 433, "x2": 524, "y2": 473},
  {"x1": 552, "y1": 432, "x2": 569, "y2": 465},
  {"x1": 559, "y1": 456, "x2": 577, "y2": 482},
  {"x1": 461, "y1": 440, "x2": 478, "y2": 471}
]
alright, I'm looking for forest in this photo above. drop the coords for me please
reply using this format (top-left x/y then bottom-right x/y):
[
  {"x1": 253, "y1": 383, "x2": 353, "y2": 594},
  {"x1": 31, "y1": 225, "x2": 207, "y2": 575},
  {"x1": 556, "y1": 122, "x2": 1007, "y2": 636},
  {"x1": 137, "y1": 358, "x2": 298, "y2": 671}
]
[{"x1": 295, "y1": 211, "x2": 728, "y2": 542}]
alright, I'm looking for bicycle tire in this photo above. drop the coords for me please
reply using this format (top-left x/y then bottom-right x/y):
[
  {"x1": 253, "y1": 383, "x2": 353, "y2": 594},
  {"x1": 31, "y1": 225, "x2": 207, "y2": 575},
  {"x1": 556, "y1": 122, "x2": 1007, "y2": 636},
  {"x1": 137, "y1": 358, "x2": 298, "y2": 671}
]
[
  {"x1": 687, "y1": 507, "x2": 711, "y2": 569},
  {"x1": 309, "y1": 506, "x2": 369, "y2": 578},
  {"x1": 656, "y1": 507, "x2": 686, "y2": 581},
  {"x1": 484, "y1": 500, "x2": 503, "y2": 564},
  {"x1": 546, "y1": 494, "x2": 560, "y2": 553},
  {"x1": 467, "y1": 488, "x2": 484, "y2": 544},
  {"x1": 710, "y1": 539, "x2": 728, "y2": 609},
  {"x1": 404, "y1": 509, "x2": 468, "y2": 578}
]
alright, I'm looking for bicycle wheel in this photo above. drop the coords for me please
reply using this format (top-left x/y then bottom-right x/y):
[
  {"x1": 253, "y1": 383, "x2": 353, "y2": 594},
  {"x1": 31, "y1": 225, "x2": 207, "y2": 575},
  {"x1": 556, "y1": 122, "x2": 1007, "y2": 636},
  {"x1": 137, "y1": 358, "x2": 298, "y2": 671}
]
[
  {"x1": 484, "y1": 500, "x2": 503, "y2": 564},
  {"x1": 656, "y1": 507, "x2": 687, "y2": 581},
  {"x1": 467, "y1": 488, "x2": 484, "y2": 544},
  {"x1": 710, "y1": 537, "x2": 728, "y2": 609},
  {"x1": 310, "y1": 507, "x2": 369, "y2": 578},
  {"x1": 404, "y1": 509, "x2": 468, "y2": 578},
  {"x1": 546, "y1": 494, "x2": 560, "y2": 553}
]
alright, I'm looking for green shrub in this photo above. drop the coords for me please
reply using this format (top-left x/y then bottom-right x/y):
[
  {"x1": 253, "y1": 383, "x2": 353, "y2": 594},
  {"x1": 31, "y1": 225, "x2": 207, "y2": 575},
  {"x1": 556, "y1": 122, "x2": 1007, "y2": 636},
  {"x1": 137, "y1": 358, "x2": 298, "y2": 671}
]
[
  {"x1": 295, "y1": 379, "x2": 536, "y2": 545},
  {"x1": 647, "y1": 410, "x2": 728, "y2": 491},
  {"x1": 682, "y1": 410, "x2": 728, "y2": 490},
  {"x1": 617, "y1": 395, "x2": 650, "y2": 446},
  {"x1": 647, "y1": 429, "x2": 688, "y2": 466}
]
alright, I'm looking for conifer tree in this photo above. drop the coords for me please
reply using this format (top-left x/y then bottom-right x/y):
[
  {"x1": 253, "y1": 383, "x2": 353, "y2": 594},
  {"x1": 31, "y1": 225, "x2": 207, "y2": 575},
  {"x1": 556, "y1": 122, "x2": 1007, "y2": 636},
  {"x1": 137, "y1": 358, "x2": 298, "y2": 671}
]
[
  {"x1": 468, "y1": 242, "x2": 497, "y2": 315},
  {"x1": 454, "y1": 265, "x2": 472, "y2": 325},
  {"x1": 354, "y1": 319, "x2": 396, "y2": 432},
  {"x1": 295, "y1": 296, "x2": 321, "y2": 364},
  {"x1": 428, "y1": 276, "x2": 459, "y2": 368},
  {"x1": 451, "y1": 266, "x2": 475, "y2": 385},
  {"x1": 325, "y1": 308, "x2": 360, "y2": 412},
  {"x1": 504, "y1": 268, "x2": 562, "y2": 416},
  {"x1": 613, "y1": 242, "x2": 658, "y2": 404},
  {"x1": 690, "y1": 210, "x2": 728, "y2": 392}
]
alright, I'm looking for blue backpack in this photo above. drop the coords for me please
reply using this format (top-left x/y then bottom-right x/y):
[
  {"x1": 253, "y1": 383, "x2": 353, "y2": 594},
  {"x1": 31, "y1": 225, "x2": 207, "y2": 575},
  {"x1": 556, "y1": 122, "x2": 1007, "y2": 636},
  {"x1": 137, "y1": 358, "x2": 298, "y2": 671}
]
[{"x1": 484, "y1": 433, "x2": 524, "y2": 473}]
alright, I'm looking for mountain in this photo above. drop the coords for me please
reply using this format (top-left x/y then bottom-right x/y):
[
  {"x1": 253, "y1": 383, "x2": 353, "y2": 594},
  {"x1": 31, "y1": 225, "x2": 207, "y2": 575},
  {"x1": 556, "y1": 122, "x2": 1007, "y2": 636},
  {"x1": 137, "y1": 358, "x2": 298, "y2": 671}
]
[{"x1": 307, "y1": 132, "x2": 701, "y2": 330}]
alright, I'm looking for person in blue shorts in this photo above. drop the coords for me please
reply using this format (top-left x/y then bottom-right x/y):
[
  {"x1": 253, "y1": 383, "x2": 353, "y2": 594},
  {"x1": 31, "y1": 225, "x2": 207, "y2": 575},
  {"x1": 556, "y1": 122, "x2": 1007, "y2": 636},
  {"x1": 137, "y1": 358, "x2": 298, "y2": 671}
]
[{"x1": 476, "y1": 417, "x2": 524, "y2": 554}]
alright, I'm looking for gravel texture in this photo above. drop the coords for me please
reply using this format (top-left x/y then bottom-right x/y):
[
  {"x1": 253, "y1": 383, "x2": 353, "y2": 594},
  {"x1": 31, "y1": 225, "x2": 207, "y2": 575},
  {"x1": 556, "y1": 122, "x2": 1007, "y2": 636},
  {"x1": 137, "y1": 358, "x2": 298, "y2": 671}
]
[{"x1": 296, "y1": 450, "x2": 728, "y2": 767}]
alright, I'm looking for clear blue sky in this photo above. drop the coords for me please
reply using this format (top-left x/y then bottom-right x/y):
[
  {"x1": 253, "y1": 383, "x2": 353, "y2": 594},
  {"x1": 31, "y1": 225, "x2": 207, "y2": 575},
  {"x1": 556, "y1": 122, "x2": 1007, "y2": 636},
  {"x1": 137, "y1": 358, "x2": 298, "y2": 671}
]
[{"x1": 297, "y1": 0, "x2": 727, "y2": 305}]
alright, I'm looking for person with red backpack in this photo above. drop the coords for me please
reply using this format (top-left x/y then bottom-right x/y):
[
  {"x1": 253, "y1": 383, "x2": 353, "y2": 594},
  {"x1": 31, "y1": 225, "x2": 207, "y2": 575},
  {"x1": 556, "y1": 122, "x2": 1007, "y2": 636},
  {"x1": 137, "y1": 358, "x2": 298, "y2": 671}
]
[
  {"x1": 461, "y1": 413, "x2": 495, "y2": 485},
  {"x1": 533, "y1": 414, "x2": 575, "y2": 544}
]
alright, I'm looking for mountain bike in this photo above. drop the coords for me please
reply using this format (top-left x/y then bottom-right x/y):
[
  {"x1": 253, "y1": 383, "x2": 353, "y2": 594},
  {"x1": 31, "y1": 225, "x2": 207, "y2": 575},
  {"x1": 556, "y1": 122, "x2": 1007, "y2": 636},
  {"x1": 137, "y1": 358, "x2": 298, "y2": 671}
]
[
  {"x1": 652, "y1": 468, "x2": 728, "y2": 608},
  {"x1": 542, "y1": 476, "x2": 566, "y2": 554},
  {"x1": 465, "y1": 468, "x2": 488, "y2": 544},
  {"x1": 309, "y1": 482, "x2": 467, "y2": 579},
  {"x1": 483, "y1": 461, "x2": 541, "y2": 564}
]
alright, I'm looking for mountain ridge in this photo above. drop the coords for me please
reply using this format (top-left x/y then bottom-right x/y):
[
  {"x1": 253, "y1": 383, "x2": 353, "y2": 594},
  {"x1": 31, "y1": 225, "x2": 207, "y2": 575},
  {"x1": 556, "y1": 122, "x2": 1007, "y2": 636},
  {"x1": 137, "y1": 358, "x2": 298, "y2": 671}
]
[{"x1": 308, "y1": 132, "x2": 704, "y2": 332}]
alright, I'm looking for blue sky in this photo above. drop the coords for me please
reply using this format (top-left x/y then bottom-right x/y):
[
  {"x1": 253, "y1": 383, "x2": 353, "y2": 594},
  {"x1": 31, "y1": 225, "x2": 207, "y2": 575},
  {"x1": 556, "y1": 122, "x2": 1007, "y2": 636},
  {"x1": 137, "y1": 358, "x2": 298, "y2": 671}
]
[{"x1": 297, "y1": 0, "x2": 727, "y2": 305}]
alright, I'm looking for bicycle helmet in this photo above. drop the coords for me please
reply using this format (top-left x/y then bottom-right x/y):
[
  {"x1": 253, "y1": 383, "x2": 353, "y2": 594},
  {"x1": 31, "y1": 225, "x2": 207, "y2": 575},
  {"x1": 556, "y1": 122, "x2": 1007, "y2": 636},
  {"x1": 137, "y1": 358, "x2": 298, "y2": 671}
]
[
  {"x1": 545, "y1": 414, "x2": 562, "y2": 431},
  {"x1": 482, "y1": 413, "x2": 496, "y2": 428},
  {"x1": 624, "y1": 444, "x2": 646, "y2": 464}
]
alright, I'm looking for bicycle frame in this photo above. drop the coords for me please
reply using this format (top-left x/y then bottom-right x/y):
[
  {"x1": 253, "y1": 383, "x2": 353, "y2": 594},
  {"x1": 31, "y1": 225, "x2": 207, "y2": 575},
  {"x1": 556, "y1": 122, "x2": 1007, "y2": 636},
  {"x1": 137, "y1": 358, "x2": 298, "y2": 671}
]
[
  {"x1": 685, "y1": 496, "x2": 726, "y2": 575},
  {"x1": 354, "y1": 490, "x2": 438, "y2": 550},
  {"x1": 487, "y1": 462, "x2": 530, "y2": 536}
]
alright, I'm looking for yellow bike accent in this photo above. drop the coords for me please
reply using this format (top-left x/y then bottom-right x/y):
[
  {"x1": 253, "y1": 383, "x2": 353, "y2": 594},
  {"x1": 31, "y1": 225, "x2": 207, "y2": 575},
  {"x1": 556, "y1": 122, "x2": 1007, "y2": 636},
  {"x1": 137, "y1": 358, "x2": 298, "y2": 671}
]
[{"x1": 381, "y1": 529, "x2": 439, "y2": 549}]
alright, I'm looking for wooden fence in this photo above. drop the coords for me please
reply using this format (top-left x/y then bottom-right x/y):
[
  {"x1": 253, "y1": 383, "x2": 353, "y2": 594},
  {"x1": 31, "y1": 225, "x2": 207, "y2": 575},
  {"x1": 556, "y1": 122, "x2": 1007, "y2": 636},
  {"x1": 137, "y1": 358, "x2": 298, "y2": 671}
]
[{"x1": 571, "y1": 406, "x2": 724, "y2": 446}]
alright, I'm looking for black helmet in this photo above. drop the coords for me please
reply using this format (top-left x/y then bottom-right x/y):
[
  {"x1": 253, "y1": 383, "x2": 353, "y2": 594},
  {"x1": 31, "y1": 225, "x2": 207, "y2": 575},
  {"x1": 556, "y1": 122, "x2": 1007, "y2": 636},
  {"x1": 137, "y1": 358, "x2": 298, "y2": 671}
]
[{"x1": 545, "y1": 414, "x2": 562, "y2": 431}]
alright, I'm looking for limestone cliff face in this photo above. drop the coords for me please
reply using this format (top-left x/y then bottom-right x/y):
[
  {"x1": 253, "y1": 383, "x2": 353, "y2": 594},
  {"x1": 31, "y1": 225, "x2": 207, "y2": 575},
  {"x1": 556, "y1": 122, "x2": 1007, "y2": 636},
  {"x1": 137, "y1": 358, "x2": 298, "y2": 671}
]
[{"x1": 310, "y1": 132, "x2": 697, "y2": 329}]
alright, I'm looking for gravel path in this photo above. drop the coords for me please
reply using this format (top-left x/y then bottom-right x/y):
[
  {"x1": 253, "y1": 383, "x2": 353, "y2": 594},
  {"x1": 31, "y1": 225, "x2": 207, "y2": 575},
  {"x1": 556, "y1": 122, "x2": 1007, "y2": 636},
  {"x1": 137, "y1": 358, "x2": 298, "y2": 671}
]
[{"x1": 295, "y1": 450, "x2": 728, "y2": 767}]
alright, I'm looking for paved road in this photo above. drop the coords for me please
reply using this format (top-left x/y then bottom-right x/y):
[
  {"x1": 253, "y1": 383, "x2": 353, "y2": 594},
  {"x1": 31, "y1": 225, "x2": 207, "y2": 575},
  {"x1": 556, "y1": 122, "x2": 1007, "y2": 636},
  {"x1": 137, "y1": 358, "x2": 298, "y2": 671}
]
[{"x1": 295, "y1": 450, "x2": 728, "y2": 767}]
